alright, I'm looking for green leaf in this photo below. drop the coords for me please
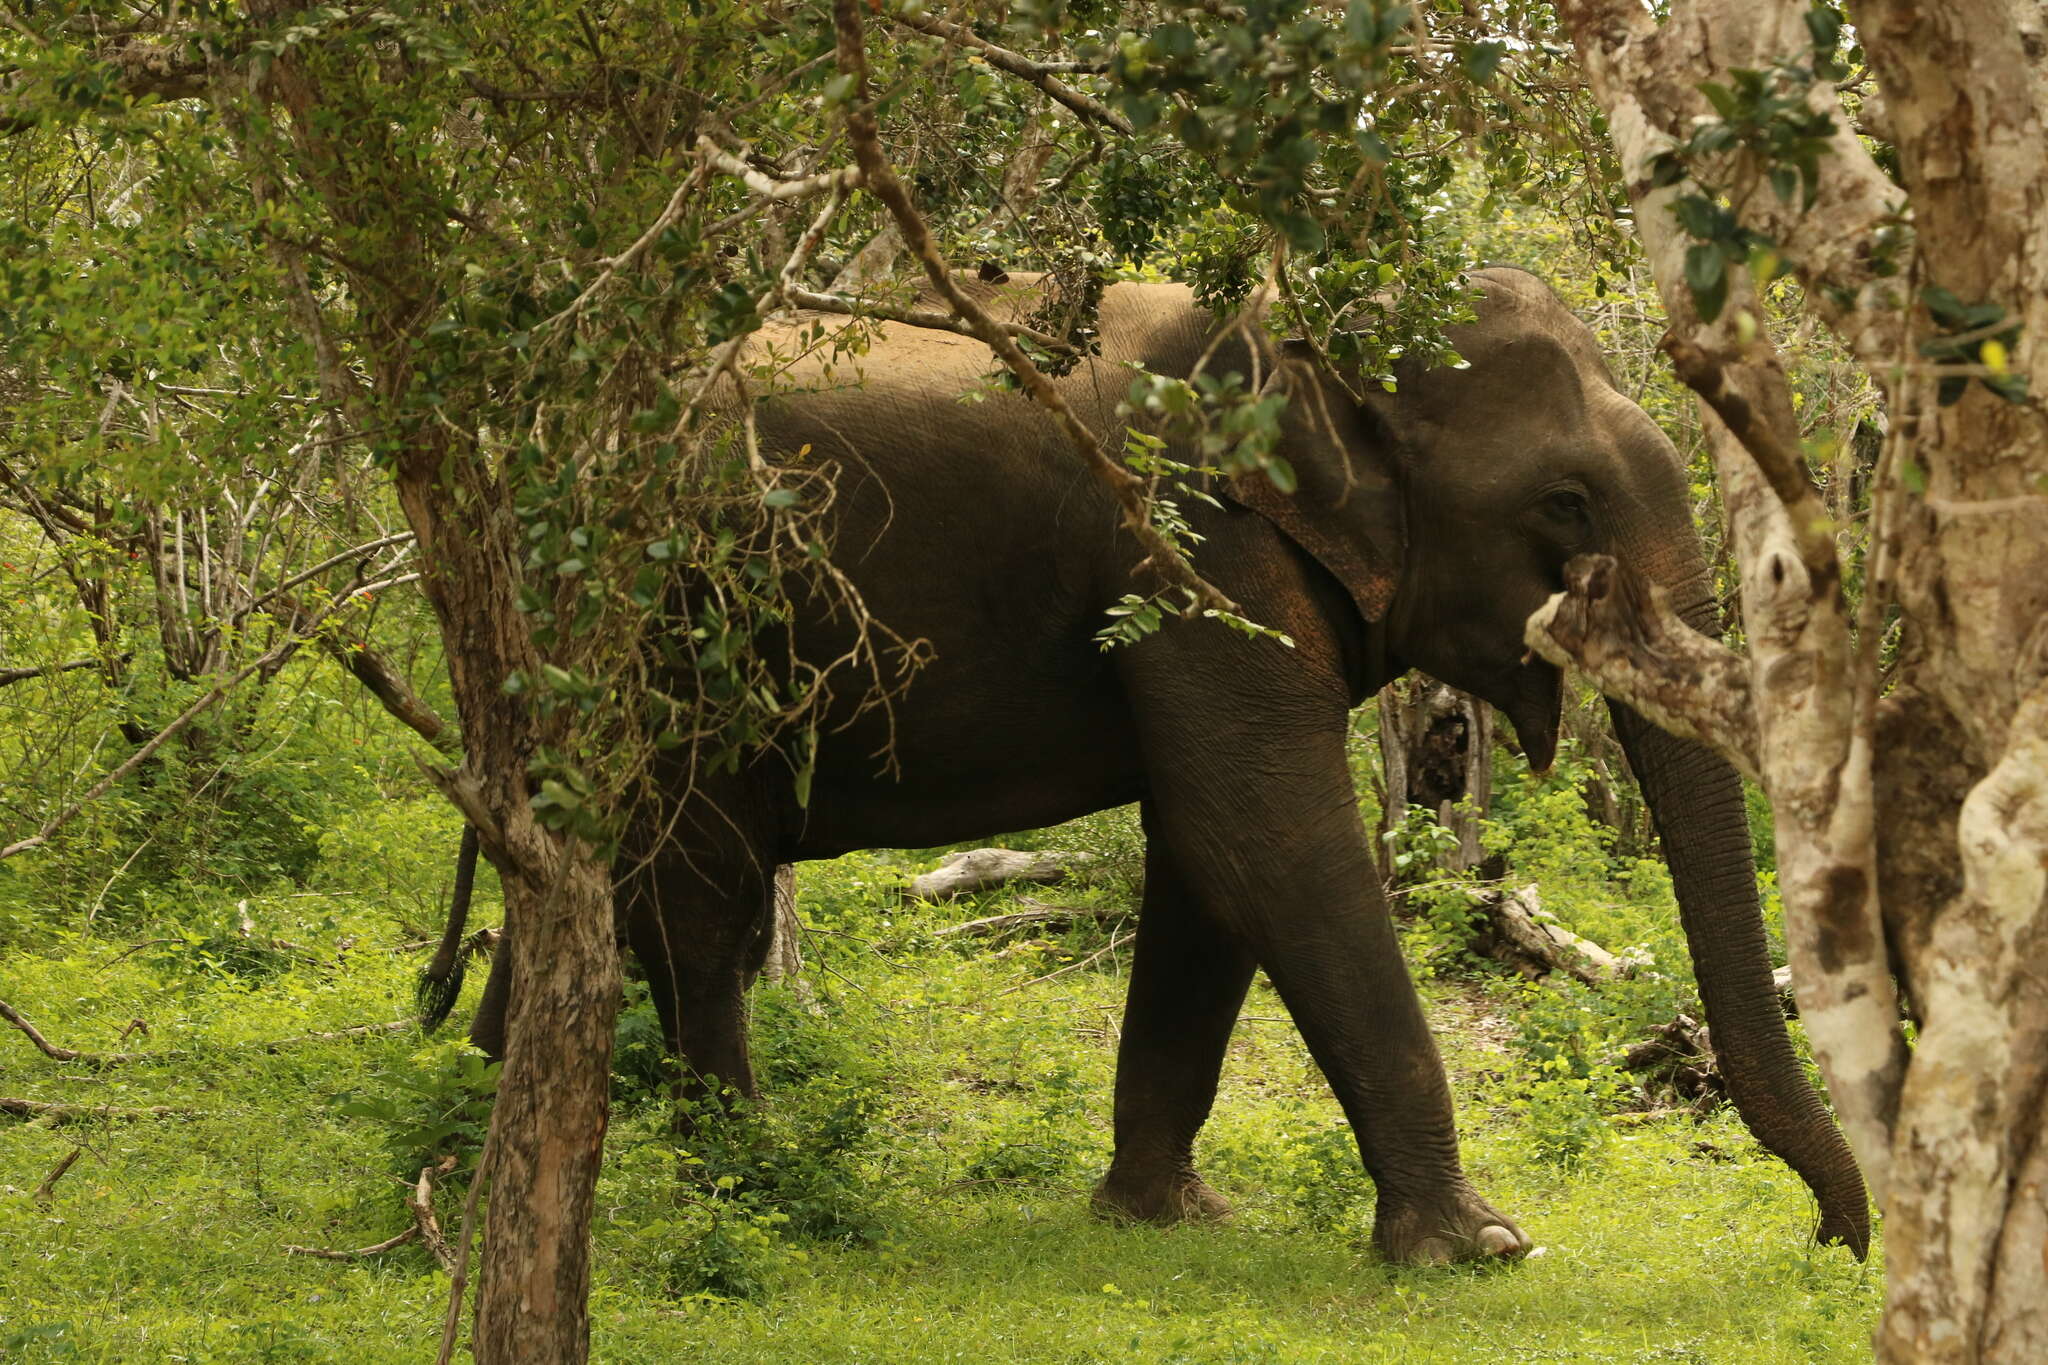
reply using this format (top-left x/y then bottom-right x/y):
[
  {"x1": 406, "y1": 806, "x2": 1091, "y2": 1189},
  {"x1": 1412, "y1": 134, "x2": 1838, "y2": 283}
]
[
  {"x1": 1459, "y1": 42, "x2": 1507, "y2": 83},
  {"x1": 1684, "y1": 243, "x2": 1726, "y2": 304}
]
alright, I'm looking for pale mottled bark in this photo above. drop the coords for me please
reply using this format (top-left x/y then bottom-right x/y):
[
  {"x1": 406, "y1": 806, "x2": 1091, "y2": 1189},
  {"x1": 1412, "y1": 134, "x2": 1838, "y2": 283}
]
[
  {"x1": 1552, "y1": 1, "x2": 2048, "y2": 1358},
  {"x1": 1558, "y1": 0, "x2": 1905, "y2": 1210},
  {"x1": 759, "y1": 865, "x2": 803, "y2": 986}
]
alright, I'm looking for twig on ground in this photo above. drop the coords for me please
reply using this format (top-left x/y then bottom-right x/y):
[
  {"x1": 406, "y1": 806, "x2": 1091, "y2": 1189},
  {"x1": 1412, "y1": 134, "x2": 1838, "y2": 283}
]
[
  {"x1": 931, "y1": 899, "x2": 1122, "y2": 942},
  {"x1": 3, "y1": 1002, "x2": 410, "y2": 1065},
  {"x1": 261, "y1": 1021, "x2": 412, "y2": 1052},
  {"x1": 1, "y1": 1097, "x2": 189, "y2": 1124},
  {"x1": 33, "y1": 1147, "x2": 82, "y2": 1201},
  {"x1": 407, "y1": 1156, "x2": 460, "y2": 1272},
  {"x1": 999, "y1": 931, "x2": 1135, "y2": 994},
  {"x1": 284, "y1": 1226, "x2": 421, "y2": 1261},
  {"x1": 435, "y1": 1128, "x2": 494, "y2": 1365},
  {"x1": 0, "y1": 999, "x2": 147, "y2": 1066}
]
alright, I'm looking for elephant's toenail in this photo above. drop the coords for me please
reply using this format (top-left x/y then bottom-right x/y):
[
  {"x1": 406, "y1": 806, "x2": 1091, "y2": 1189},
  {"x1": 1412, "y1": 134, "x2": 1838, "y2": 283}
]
[{"x1": 1478, "y1": 1225, "x2": 1521, "y2": 1257}]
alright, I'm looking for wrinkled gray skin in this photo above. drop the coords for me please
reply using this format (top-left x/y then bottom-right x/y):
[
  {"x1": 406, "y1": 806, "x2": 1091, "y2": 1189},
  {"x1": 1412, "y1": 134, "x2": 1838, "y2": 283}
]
[{"x1": 466, "y1": 268, "x2": 1869, "y2": 1263}]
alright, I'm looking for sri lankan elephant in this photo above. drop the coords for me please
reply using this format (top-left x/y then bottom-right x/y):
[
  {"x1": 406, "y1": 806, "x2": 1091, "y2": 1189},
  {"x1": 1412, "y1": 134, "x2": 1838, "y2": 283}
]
[{"x1": 443, "y1": 266, "x2": 1869, "y2": 1263}]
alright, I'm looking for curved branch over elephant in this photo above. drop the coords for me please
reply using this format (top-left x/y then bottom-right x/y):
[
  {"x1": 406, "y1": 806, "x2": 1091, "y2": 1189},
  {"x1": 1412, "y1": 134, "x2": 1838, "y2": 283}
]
[{"x1": 445, "y1": 268, "x2": 1868, "y2": 1263}]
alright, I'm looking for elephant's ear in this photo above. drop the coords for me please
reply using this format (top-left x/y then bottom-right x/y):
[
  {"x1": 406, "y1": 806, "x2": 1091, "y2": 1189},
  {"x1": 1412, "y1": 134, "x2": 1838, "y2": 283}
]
[{"x1": 1223, "y1": 347, "x2": 1404, "y2": 623}]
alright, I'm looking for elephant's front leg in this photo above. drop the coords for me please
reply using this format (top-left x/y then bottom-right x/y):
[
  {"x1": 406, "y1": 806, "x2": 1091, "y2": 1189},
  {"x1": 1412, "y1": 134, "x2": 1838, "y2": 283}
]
[
  {"x1": 1125, "y1": 659, "x2": 1526, "y2": 1262},
  {"x1": 1092, "y1": 809, "x2": 1257, "y2": 1224}
]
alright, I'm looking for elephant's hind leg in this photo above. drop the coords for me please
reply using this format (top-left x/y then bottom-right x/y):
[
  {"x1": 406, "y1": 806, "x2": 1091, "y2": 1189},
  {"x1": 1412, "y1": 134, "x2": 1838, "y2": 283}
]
[
  {"x1": 622, "y1": 819, "x2": 777, "y2": 1108},
  {"x1": 1092, "y1": 807, "x2": 1254, "y2": 1225}
]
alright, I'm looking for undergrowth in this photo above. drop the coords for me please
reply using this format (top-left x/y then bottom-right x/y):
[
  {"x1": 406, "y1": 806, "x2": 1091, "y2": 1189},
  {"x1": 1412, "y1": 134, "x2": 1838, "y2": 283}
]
[{"x1": 0, "y1": 776, "x2": 1880, "y2": 1362}]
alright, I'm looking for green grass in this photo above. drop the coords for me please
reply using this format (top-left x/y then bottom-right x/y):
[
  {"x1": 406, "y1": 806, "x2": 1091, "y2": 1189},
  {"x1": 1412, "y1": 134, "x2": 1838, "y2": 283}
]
[{"x1": 1, "y1": 813, "x2": 1880, "y2": 1362}]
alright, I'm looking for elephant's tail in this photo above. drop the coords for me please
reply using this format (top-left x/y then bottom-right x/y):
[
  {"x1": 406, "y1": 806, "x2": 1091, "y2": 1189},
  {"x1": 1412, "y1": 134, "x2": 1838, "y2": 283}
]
[{"x1": 416, "y1": 823, "x2": 481, "y2": 1031}]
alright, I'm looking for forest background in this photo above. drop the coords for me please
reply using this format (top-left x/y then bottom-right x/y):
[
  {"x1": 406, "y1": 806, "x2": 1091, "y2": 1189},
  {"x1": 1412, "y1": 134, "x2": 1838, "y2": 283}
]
[{"x1": 0, "y1": 0, "x2": 1980, "y2": 1359}]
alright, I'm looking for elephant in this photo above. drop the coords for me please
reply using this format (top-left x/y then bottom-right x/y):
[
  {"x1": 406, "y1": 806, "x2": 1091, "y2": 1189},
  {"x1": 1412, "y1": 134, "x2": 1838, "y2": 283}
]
[{"x1": 430, "y1": 266, "x2": 1870, "y2": 1264}]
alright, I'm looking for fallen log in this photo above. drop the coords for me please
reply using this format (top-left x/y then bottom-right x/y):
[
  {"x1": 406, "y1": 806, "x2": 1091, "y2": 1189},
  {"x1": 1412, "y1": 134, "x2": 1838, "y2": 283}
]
[
  {"x1": 906, "y1": 848, "x2": 1093, "y2": 901},
  {"x1": 1464, "y1": 884, "x2": 1646, "y2": 985}
]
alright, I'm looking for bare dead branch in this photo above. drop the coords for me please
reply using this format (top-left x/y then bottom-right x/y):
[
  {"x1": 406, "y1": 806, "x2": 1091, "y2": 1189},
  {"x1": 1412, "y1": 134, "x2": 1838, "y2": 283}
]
[
  {"x1": 33, "y1": 1147, "x2": 82, "y2": 1201},
  {"x1": 243, "y1": 531, "x2": 417, "y2": 618},
  {"x1": 1, "y1": 1097, "x2": 188, "y2": 1124},
  {"x1": 889, "y1": 11, "x2": 1134, "y2": 135},
  {"x1": 285, "y1": 1226, "x2": 421, "y2": 1261},
  {"x1": 1524, "y1": 554, "x2": 1762, "y2": 780},
  {"x1": 435, "y1": 1126, "x2": 493, "y2": 1365},
  {"x1": 698, "y1": 140, "x2": 865, "y2": 200},
  {"x1": 782, "y1": 286, "x2": 1075, "y2": 353},
  {"x1": 407, "y1": 1156, "x2": 460, "y2": 1272},
  {"x1": 0, "y1": 656, "x2": 123, "y2": 687},
  {"x1": 0, "y1": 999, "x2": 149, "y2": 1067}
]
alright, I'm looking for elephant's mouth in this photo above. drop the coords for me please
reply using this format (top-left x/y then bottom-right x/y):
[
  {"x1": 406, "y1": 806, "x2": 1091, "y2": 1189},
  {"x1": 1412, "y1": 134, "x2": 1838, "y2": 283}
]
[{"x1": 1497, "y1": 658, "x2": 1563, "y2": 775}]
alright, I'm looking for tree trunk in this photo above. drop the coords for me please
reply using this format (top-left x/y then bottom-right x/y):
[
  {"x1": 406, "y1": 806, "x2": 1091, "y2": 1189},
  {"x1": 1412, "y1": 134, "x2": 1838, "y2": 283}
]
[
  {"x1": 1376, "y1": 678, "x2": 1493, "y2": 876},
  {"x1": 389, "y1": 435, "x2": 620, "y2": 1365},
  {"x1": 472, "y1": 855, "x2": 619, "y2": 1364},
  {"x1": 1547, "y1": 3, "x2": 2048, "y2": 1355},
  {"x1": 759, "y1": 864, "x2": 802, "y2": 986}
]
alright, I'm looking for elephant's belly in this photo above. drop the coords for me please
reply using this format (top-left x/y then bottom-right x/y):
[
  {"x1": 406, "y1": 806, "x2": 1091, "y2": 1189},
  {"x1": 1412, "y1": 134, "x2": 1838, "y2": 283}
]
[{"x1": 781, "y1": 666, "x2": 1146, "y2": 859}]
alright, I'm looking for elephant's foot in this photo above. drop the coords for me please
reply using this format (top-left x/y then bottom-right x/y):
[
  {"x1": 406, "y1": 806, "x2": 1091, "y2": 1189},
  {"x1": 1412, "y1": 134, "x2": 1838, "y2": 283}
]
[
  {"x1": 1091, "y1": 1161, "x2": 1232, "y2": 1225},
  {"x1": 1372, "y1": 1180, "x2": 1529, "y2": 1264}
]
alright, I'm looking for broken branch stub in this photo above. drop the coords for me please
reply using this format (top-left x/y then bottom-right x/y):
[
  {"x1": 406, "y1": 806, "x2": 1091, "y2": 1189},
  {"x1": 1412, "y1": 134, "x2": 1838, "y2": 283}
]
[{"x1": 1526, "y1": 553, "x2": 1762, "y2": 782}]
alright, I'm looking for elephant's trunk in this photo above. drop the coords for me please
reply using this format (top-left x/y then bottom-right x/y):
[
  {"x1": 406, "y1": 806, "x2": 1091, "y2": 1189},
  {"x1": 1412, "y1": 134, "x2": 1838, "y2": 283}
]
[{"x1": 1607, "y1": 573, "x2": 1870, "y2": 1256}]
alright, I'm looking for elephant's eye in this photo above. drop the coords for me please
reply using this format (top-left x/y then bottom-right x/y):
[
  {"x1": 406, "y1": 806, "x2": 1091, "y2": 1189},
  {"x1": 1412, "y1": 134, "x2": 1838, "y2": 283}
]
[{"x1": 1536, "y1": 488, "x2": 1594, "y2": 543}]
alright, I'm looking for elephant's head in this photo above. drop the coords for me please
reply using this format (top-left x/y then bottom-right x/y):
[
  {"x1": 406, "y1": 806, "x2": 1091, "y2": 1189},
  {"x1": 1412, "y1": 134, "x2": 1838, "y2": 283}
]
[{"x1": 1230, "y1": 266, "x2": 1872, "y2": 1255}]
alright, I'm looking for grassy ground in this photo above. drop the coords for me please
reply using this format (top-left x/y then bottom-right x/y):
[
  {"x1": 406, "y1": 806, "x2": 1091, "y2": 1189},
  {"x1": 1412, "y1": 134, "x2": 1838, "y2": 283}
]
[{"x1": 0, "y1": 805, "x2": 1880, "y2": 1363}]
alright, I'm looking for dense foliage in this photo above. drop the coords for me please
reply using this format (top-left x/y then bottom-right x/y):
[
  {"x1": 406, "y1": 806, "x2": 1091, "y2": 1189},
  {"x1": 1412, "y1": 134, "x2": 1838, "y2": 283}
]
[{"x1": 0, "y1": 1, "x2": 1894, "y2": 1357}]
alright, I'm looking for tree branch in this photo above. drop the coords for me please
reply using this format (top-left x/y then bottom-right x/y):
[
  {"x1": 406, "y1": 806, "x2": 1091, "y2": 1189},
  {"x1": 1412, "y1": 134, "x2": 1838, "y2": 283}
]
[
  {"x1": 782, "y1": 286, "x2": 1075, "y2": 353},
  {"x1": 698, "y1": 140, "x2": 864, "y2": 201},
  {"x1": 889, "y1": 12, "x2": 1134, "y2": 135},
  {"x1": 832, "y1": 0, "x2": 1237, "y2": 618},
  {"x1": 1661, "y1": 335, "x2": 1834, "y2": 572},
  {"x1": 0, "y1": 656, "x2": 126, "y2": 688},
  {"x1": 1525, "y1": 554, "x2": 1761, "y2": 780}
]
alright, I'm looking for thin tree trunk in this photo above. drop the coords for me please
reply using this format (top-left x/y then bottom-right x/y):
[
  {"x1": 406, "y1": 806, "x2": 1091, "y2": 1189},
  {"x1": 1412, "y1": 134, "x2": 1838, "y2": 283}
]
[
  {"x1": 389, "y1": 431, "x2": 619, "y2": 1364},
  {"x1": 759, "y1": 864, "x2": 802, "y2": 985},
  {"x1": 471, "y1": 855, "x2": 619, "y2": 1364}
]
